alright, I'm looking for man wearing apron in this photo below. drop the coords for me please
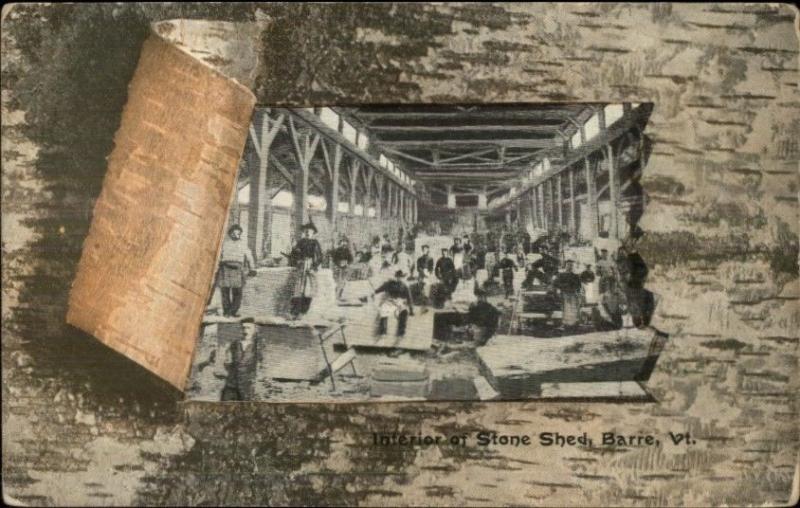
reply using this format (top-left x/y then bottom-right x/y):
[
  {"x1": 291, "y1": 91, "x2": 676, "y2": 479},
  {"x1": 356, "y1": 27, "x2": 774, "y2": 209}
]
[
  {"x1": 374, "y1": 269, "x2": 415, "y2": 337},
  {"x1": 290, "y1": 221, "x2": 323, "y2": 316},
  {"x1": 553, "y1": 260, "x2": 582, "y2": 328},
  {"x1": 217, "y1": 224, "x2": 256, "y2": 317},
  {"x1": 331, "y1": 237, "x2": 354, "y2": 300}
]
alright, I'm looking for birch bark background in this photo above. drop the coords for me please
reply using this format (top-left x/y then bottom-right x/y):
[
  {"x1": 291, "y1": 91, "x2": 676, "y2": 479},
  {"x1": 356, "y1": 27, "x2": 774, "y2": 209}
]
[{"x1": 2, "y1": 3, "x2": 798, "y2": 506}]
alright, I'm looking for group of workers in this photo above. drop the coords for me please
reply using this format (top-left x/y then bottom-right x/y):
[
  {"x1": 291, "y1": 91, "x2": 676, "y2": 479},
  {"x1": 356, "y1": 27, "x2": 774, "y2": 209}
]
[{"x1": 214, "y1": 216, "x2": 650, "y2": 340}]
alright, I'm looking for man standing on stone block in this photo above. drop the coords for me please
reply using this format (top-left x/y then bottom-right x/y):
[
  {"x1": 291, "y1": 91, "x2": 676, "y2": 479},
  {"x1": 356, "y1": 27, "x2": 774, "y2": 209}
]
[
  {"x1": 331, "y1": 237, "x2": 354, "y2": 300},
  {"x1": 291, "y1": 221, "x2": 323, "y2": 316},
  {"x1": 217, "y1": 224, "x2": 256, "y2": 317}
]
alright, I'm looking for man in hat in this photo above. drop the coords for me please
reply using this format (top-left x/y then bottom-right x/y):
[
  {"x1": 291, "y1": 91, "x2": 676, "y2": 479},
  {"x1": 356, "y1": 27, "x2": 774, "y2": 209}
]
[
  {"x1": 553, "y1": 260, "x2": 583, "y2": 329},
  {"x1": 374, "y1": 269, "x2": 415, "y2": 337},
  {"x1": 331, "y1": 237, "x2": 354, "y2": 300},
  {"x1": 495, "y1": 250, "x2": 518, "y2": 299},
  {"x1": 291, "y1": 220, "x2": 323, "y2": 316},
  {"x1": 217, "y1": 320, "x2": 257, "y2": 401},
  {"x1": 217, "y1": 224, "x2": 256, "y2": 317}
]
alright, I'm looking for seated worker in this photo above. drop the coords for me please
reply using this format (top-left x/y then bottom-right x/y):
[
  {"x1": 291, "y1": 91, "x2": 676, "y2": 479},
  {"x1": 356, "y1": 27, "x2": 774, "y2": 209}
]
[
  {"x1": 468, "y1": 289, "x2": 500, "y2": 346},
  {"x1": 374, "y1": 270, "x2": 415, "y2": 337},
  {"x1": 416, "y1": 244, "x2": 434, "y2": 281},
  {"x1": 553, "y1": 260, "x2": 583, "y2": 328},
  {"x1": 495, "y1": 251, "x2": 518, "y2": 299},
  {"x1": 435, "y1": 248, "x2": 459, "y2": 299},
  {"x1": 331, "y1": 238, "x2": 354, "y2": 300},
  {"x1": 522, "y1": 262, "x2": 548, "y2": 290}
]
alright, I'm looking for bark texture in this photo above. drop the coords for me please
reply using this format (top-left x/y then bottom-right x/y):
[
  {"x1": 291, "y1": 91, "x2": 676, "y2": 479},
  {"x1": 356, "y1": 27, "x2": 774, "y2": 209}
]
[{"x1": 2, "y1": 3, "x2": 798, "y2": 506}]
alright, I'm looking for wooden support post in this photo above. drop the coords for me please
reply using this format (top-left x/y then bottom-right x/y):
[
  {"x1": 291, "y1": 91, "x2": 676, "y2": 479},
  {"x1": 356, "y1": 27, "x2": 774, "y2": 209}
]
[
  {"x1": 547, "y1": 179, "x2": 554, "y2": 231},
  {"x1": 569, "y1": 167, "x2": 577, "y2": 237},
  {"x1": 374, "y1": 174, "x2": 384, "y2": 219},
  {"x1": 399, "y1": 189, "x2": 406, "y2": 224},
  {"x1": 320, "y1": 140, "x2": 342, "y2": 246},
  {"x1": 556, "y1": 173, "x2": 563, "y2": 230},
  {"x1": 446, "y1": 184, "x2": 456, "y2": 209},
  {"x1": 361, "y1": 164, "x2": 374, "y2": 219},
  {"x1": 537, "y1": 185, "x2": 545, "y2": 230},
  {"x1": 412, "y1": 197, "x2": 418, "y2": 223},
  {"x1": 347, "y1": 160, "x2": 360, "y2": 218},
  {"x1": 530, "y1": 188, "x2": 538, "y2": 229},
  {"x1": 247, "y1": 111, "x2": 284, "y2": 260},
  {"x1": 584, "y1": 156, "x2": 598, "y2": 239},
  {"x1": 287, "y1": 117, "x2": 320, "y2": 235},
  {"x1": 606, "y1": 143, "x2": 620, "y2": 239},
  {"x1": 389, "y1": 183, "x2": 395, "y2": 218}
]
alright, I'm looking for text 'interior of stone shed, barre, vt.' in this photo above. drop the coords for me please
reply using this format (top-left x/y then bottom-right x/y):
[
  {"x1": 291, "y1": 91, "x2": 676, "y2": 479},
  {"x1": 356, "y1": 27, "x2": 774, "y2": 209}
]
[{"x1": 190, "y1": 103, "x2": 669, "y2": 403}]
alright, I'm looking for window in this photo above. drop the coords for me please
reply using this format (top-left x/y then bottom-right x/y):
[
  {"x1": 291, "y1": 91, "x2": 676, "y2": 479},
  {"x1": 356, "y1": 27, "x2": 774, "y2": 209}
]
[
  {"x1": 353, "y1": 204, "x2": 364, "y2": 216},
  {"x1": 341, "y1": 120, "x2": 357, "y2": 144},
  {"x1": 379, "y1": 154, "x2": 388, "y2": 168},
  {"x1": 584, "y1": 113, "x2": 600, "y2": 141},
  {"x1": 543, "y1": 158, "x2": 551, "y2": 172},
  {"x1": 605, "y1": 103, "x2": 624, "y2": 126},
  {"x1": 337, "y1": 202, "x2": 350, "y2": 213},
  {"x1": 319, "y1": 107, "x2": 340, "y2": 131},
  {"x1": 571, "y1": 130, "x2": 582, "y2": 149},
  {"x1": 534, "y1": 162, "x2": 543, "y2": 177},
  {"x1": 367, "y1": 207, "x2": 376, "y2": 218}
]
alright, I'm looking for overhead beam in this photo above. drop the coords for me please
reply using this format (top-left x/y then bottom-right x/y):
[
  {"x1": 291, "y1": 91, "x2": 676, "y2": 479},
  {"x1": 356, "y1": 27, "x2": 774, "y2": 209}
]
[
  {"x1": 372, "y1": 138, "x2": 557, "y2": 149},
  {"x1": 353, "y1": 110, "x2": 585, "y2": 121},
  {"x1": 369, "y1": 124, "x2": 561, "y2": 133}
]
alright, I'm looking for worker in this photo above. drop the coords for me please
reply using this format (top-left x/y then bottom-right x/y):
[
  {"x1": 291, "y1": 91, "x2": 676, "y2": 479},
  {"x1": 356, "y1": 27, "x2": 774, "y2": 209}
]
[
  {"x1": 463, "y1": 235, "x2": 474, "y2": 256},
  {"x1": 218, "y1": 321, "x2": 257, "y2": 401},
  {"x1": 553, "y1": 260, "x2": 582, "y2": 328},
  {"x1": 392, "y1": 243, "x2": 414, "y2": 280},
  {"x1": 468, "y1": 289, "x2": 500, "y2": 346},
  {"x1": 434, "y1": 248, "x2": 458, "y2": 302},
  {"x1": 217, "y1": 224, "x2": 256, "y2": 317},
  {"x1": 495, "y1": 250, "x2": 518, "y2": 299},
  {"x1": 579, "y1": 264, "x2": 598, "y2": 305},
  {"x1": 416, "y1": 244, "x2": 434, "y2": 281},
  {"x1": 595, "y1": 248, "x2": 618, "y2": 293},
  {"x1": 624, "y1": 245, "x2": 650, "y2": 327},
  {"x1": 374, "y1": 269, "x2": 415, "y2": 337},
  {"x1": 331, "y1": 237, "x2": 354, "y2": 300},
  {"x1": 290, "y1": 221, "x2": 323, "y2": 316},
  {"x1": 522, "y1": 262, "x2": 547, "y2": 290}
]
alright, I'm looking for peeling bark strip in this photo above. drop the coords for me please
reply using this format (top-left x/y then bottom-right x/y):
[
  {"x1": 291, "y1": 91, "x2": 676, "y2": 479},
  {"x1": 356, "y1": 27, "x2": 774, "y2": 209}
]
[{"x1": 66, "y1": 31, "x2": 256, "y2": 389}]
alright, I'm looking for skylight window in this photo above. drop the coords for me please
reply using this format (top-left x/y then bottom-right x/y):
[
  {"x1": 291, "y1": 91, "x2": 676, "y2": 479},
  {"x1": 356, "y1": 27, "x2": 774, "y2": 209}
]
[
  {"x1": 357, "y1": 131, "x2": 369, "y2": 150},
  {"x1": 584, "y1": 113, "x2": 600, "y2": 141},
  {"x1": 341, "y1": 120, "x2": 357, "y2": 144},
  {"x1": 571, "y1": 130, "x2": 582, "y2": 149},
  {"x1": 604, "y1": 103, "x2": 624, "y2": 126},
  {"x1": 319, "y1": 107, "x2": 340, "y2": 131}
]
